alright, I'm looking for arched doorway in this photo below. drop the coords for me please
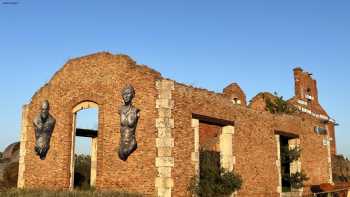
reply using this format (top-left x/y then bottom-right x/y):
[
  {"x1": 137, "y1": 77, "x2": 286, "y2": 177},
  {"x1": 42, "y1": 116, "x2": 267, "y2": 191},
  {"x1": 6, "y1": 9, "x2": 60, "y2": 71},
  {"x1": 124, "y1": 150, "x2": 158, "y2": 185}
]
[{"x1": 70, "y1": 101, "x2": 98, "y2": 189}]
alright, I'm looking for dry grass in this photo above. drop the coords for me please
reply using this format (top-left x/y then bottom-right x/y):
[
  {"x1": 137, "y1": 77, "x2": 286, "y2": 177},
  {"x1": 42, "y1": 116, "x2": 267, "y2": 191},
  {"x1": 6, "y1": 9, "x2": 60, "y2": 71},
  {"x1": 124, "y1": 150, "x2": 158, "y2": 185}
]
[{"x1": 0, "y1": 188, "x2": 143, "y2": 197}]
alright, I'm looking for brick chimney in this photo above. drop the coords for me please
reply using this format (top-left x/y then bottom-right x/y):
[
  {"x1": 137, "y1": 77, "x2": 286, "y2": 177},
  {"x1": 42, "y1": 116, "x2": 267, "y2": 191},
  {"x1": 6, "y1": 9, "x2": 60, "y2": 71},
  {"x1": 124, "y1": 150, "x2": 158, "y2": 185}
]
[
  {"x1": 293, "y1": 67, "x2": 337, "y2": 155},
  {"x1": 293, "y1": 67, "x2": 319, "y2": 105}
]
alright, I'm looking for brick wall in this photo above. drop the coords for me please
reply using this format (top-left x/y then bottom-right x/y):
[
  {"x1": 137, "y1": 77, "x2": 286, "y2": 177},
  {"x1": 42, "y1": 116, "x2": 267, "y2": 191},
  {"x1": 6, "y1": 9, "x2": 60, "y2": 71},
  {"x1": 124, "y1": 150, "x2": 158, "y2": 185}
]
[
  {"x1": 172, "y1": 83, "x2": 332, "y2": 197},
  {"x1": 19, "y1": 53, "x2": 334, "y2": 197},
  {"x1": 199, "y1": 122, "x2": 221, "y2": 151},
  {"x1": 19, "y1": 53, "x2": 161, "y2": 195}
]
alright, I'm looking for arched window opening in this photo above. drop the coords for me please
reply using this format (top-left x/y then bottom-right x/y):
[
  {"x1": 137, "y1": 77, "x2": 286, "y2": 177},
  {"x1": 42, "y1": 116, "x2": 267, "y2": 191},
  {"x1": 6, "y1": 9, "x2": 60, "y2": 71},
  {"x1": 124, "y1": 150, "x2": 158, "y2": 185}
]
[{"x1": 70, "y1": 102, "x2": 98, "y2": 190}]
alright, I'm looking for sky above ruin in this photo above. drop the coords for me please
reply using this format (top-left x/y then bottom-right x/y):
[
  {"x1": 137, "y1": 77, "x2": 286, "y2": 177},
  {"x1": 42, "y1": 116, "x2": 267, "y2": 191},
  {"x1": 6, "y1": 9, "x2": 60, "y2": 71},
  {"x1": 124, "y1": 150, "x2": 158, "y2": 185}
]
[{"x1": 0, "y1": 1, "x2": 349, "y2": 157}]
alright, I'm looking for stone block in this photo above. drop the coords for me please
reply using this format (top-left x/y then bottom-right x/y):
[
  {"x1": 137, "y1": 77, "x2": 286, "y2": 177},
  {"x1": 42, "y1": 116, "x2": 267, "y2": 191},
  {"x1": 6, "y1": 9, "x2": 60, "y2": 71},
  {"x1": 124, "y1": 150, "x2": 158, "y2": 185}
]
[
  {"x1": 157, "y1": 188, "x2": 172, "y2": 197},
  {"x1": 156, "y1": 99, "x2": 174, "y2": 109},
  {"x1": 156, "y1": 138, "x2": 174, "y2": 147},
  {"x1": 222, "y1": 125, "x2": 234, "y2": 134},
  {"x1": 158, "y1": 108, "x2": 172, "y2": 118},
  {"x1": 155, "y1": 177, "x2": 174, "y2": 188},
  {"x1": 156, "y1": 80, "x2": 174, "y2": 91},
  {"x1": 158, "y1": 147, "x2": 172, "y2": 157},
  {"x1": 157, "y1": 128, "x2": 172, "y2": 138},
  {"x1": 191, "y1": 119, "x2": 199, "y2": 127},
  {"x1": 277, "y1": 186, "x2": 282, "y2": 193},
  {"x1": 191, "y1": 152, "x2": 199, "y2": 162},
  {"x1": 157, "y1": 167, "x2": 172, "y2": 178},
  {"x1": 158, "y1": 89, "x2": 172, "y2": 99},
  {"x1": 156, "y1": 118, "x2": 174, "y2": 128},
  {"x1": 156, "y1": 157, "x2": 174, "y2": 167}
]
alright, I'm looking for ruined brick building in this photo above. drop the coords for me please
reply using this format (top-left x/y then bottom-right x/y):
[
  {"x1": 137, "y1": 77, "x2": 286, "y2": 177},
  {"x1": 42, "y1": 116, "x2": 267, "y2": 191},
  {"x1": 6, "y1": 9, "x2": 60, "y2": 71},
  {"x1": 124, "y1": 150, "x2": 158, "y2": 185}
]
[{"x1": 18, "y1": 52, "x2": 337, "y2": 197}]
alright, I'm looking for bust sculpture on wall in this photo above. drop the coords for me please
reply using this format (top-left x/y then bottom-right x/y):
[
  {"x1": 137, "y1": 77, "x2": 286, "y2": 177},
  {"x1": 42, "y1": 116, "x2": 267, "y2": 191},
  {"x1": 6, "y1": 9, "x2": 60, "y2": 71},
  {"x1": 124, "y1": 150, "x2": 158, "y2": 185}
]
[
  {"x1": 118, "y1": 85, "x2": 140, "y2": 161},
  {"x1": 33, "y1": 100, "x2": 56, "y2": 160}
]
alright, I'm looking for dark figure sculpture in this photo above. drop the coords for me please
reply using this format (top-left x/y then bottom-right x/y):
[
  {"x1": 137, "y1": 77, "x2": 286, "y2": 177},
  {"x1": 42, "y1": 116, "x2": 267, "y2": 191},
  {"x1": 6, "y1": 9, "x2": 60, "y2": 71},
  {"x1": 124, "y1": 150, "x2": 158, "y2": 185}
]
[
  {"x1": 33, "y1": 100, "x2": 56, "y2": 160},
  {"x1": 118, "y1": 85, "x2": 140, "y2": 161}
]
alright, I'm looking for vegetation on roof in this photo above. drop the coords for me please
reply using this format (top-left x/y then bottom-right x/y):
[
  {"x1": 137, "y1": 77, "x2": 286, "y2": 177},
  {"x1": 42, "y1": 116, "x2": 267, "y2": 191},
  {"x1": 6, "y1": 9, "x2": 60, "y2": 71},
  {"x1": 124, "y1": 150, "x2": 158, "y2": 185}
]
[{"x1": 265, "y1": 92, "x2": 297, "y2": 115}]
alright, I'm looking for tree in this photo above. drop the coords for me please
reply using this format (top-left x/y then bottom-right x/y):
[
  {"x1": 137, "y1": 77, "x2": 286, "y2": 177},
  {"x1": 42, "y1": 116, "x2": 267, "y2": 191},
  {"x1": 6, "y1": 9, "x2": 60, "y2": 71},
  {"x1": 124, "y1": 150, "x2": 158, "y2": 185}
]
[
  {"x1": 280, "y1": 146, "x2": 309, "y2": 190},
  {"x1": 265, "y1": 92, "x2": 296, "y2": 114},
  {"x1": 281, "y1": 146, "x2": 301, "y2": 164}
]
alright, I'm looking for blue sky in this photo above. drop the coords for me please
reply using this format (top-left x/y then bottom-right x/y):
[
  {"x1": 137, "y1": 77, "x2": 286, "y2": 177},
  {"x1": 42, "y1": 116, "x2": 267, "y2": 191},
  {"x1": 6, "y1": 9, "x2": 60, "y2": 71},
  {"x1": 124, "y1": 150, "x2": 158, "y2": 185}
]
[{"x1": 0, "y1": 1, "x2": 349, "y2": 157}]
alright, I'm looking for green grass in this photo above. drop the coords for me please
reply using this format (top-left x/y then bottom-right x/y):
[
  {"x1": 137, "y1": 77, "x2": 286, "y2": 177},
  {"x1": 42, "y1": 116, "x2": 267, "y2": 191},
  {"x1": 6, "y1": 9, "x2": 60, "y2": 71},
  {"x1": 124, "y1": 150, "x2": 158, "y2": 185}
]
[{"x1": 0, "y1": 188, "x2": 143, "y2": 197}]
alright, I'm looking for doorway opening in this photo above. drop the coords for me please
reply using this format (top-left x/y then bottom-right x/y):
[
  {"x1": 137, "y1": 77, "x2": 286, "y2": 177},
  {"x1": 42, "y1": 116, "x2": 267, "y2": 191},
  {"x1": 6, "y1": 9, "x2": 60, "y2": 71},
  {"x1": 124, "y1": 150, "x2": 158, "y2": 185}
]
[
  {"x1": 277, "y1": 132, "x2": 301, "y2": 193},
  {"x1": 280, "y1": 135, "x2": 291, "y2": 192},
  {"x1": 70, "y1": 102, "x2": 98, "y2": 190},
  {"x1": 191, "y1": 115, "x2": 239, "y2": 196}
]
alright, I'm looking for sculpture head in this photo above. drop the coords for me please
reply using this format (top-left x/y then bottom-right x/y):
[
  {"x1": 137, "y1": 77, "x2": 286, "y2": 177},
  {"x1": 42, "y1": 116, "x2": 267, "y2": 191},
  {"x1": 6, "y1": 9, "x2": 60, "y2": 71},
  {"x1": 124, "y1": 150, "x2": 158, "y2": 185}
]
[
  {"x1": 122, "y1": 85, "x2": 135, "y2": 105},
  {"x1": 40, "y1": 100, "x2": 50, "y2": 121}
]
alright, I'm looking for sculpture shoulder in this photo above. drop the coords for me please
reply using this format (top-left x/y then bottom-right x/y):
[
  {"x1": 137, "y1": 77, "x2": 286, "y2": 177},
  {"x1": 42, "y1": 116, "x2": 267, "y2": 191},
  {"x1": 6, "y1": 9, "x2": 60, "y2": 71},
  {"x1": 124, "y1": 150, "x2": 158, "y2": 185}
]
[
  {"x1": 132, "y1": 106, "x2": 140, "y2": 116},
  {"x1": 132, "y1": 106, "x2": 140, "y2": 113},
  {"x1": 47, "y1": 114, "x2": 56, "y2": 125},
  {"x1": 118, "y1": 106, "x2": 123, "y2": 115},
  {"x1": 33, "y1": 114, "x2": 42, "y2": 126}
]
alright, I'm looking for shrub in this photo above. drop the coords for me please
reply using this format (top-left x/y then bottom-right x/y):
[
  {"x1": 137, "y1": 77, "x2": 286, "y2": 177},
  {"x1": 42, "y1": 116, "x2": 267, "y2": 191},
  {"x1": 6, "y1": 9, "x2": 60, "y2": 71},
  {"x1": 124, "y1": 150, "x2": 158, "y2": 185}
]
[
  {"x1": 288, "y1": 171, "x2": 309, "y2": 189},
  {"x1": 280, "y1": 144, "x2": 309, "y2": 190},
  {"x1": 188, "y1": 150, "x2": 242, "y2": 197}
]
